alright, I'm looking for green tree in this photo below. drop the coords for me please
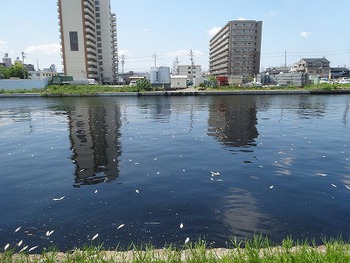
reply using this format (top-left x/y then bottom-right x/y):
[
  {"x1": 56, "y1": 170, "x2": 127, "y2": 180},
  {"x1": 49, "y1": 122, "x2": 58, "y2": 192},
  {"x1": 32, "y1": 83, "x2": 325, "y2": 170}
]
[
  {"x1": 0, "y1": 66, "x2": 11, "y2": 79},
  {"x1": 136, "y1": 77, "x2": 151, "y2": 90},
  {"x1": 9, "y1": 62, "x2": 28, "y2": 79},
  {"x1": 206, "y1": 76, "x2": 218, "y2": 88}
]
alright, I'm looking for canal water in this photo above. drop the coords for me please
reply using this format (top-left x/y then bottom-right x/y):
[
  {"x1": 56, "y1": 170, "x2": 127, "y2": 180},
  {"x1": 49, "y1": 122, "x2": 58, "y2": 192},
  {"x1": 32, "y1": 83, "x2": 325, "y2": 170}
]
[{"x1": 0, "y1": 94, "x2": 350, "y2": 252}]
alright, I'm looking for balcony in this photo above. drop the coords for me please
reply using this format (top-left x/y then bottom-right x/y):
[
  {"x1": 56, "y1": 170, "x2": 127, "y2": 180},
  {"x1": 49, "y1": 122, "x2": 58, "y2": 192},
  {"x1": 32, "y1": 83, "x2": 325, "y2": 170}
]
[{"x1": 85, "y1": 27, "x2": 95, "y2": 36}]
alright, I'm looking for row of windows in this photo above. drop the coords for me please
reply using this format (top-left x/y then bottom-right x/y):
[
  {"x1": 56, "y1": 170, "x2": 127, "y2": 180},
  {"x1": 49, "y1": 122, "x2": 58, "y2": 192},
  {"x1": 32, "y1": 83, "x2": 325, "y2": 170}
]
[
  {"x1": 233, "y1": 48, "x2": 256, "y2": 52},
  {"x1": 233, "y1": 29, "x2": 257, "y2": 33},
  {"x1": 232, "y1": 42, "x2": 256, "y2": 46},
  {"x1": 232, "y1": 61, "x2": 257, "y2": 64},
  {"x1": 234, "y1": 23, "x2": 258, "y2": 27},
  {"x1": 30, "y1": 73, "x2": 56, "y2": 77},
  {"x1": 233, "y1": 36, "x2": 257, "y2": 40}
]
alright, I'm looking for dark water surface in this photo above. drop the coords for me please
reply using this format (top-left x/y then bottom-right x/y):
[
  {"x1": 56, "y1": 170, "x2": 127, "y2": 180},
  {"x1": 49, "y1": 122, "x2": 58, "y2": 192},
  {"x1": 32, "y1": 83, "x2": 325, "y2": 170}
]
[{"x1": 0, "y1": 95, "x2": 350, "y2": 252}]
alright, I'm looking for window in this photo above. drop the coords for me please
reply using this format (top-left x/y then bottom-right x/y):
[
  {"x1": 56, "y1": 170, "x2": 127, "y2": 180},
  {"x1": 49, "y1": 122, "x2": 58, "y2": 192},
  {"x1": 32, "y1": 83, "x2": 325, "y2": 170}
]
[{"x1": 69, "y1": 31, "x2": 79, "y2": 51}]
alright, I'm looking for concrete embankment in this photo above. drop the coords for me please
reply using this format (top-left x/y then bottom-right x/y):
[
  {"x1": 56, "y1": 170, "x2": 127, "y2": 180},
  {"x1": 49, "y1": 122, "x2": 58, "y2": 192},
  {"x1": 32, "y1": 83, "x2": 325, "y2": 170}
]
[{"x1": 1, "y1": 89, "x2": 350, "y2": 98}]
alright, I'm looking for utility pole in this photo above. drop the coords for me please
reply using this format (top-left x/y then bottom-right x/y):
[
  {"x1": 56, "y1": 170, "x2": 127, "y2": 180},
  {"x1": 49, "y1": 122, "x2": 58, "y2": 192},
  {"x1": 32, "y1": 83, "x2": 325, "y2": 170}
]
[
  {"x1": 121, "y1": 55, "x2": 125, "y2": 74},
  {"x1": 152, "y1": 53, "x2": 157, "y2": 67},
  {"x1": 189, "y1": 49, "x2": 195, "y2": 86},
  {"x1": 21, "y1": 51, "x2": 26, "y2": 65},
  {"x1": 21, "y1": 51, "x2": 26, "y2": 79},
  {"x1": 284, "y1": 50, "x2": 287, "y2": 71},
  {"x1": 172, "y1": 57, "x2": 179, "y2": 75}
]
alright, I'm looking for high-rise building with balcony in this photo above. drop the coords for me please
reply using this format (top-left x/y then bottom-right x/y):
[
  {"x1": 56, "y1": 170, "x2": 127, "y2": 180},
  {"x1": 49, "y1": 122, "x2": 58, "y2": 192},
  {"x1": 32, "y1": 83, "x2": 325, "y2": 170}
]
[
  {"x1": 209, "y1": 20, "x2": 262, "y2": 81},
  {"x1": 57, "y1": 0, "x2": 118, "y2": 84}
]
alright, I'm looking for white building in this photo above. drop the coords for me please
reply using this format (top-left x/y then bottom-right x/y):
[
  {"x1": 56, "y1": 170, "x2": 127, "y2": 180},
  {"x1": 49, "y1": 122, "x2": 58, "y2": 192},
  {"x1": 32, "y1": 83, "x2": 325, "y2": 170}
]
[
  {"x1": 150, "y1": 67, "x2": 170, "y2": 87},
  {"x1": 170, "y1": 75, "x2": 188, "y2": 89},
  {"x1": 57, "y1": 0, "x2": 118, "y2": 84},
  {"x1": 176, "y1": 65, "x2": 203, "y2": 86},
  {"x1": 28, "y1": 70, "x2": 58, "y2": 80}
]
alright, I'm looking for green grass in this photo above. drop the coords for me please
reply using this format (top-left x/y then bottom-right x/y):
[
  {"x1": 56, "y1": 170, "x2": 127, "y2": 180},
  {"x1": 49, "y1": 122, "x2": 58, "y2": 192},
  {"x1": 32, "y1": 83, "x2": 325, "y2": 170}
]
[
  {"x1": 2, "y1": 236, "x2": 350, "y2": 262},
  {"x1": 41, "y1": 85, "x2": 147, "y2": 95},
  {"x1": 1, "y1": 83, "x2": 350, "y2": 96},
  {"x1": 0, "y1": 88, "x2": 44, "y2": 94}
]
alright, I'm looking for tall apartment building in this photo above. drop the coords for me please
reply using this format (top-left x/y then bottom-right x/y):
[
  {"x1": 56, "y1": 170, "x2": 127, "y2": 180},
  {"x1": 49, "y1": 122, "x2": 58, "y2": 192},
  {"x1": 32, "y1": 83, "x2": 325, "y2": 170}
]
[
  {"x1": 209, "y1": 20, "x2": 262, "y2": 81},
  {"x1": 57, "y1": 0, "x2": 118, "y2": 84}
]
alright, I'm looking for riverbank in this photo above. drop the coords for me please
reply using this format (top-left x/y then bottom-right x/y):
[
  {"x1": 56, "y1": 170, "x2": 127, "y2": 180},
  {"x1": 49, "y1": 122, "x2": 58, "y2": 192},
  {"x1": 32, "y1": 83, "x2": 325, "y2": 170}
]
[
  {"x1": 1, "y1": 86, "x2": 350, "y2": 98},
  {"x1": 2, "y1": 237, "x2": 350, "y2": 262}
]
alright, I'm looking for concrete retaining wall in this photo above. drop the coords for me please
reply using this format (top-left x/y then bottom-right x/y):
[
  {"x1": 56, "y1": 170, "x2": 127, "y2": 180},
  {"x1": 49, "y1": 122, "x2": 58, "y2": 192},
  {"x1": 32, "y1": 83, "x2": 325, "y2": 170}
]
[{"x1": 0, "y1": 79, "x2": 49, "y2": 90}]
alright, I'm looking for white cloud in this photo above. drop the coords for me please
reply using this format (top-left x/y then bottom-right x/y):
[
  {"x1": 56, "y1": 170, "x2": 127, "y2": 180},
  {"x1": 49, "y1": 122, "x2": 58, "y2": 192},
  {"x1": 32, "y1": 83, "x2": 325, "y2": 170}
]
[
  {"x1": 207, "y1": 27, "x2": 221, "y2": 37},
  {"x1": 21, "y1": 43, "x2": 61, "y2": 71},
  {"x1": 268, "y1": 10, "x2": 278, "y2": 16},
  {"x1": 300, "y1": 31, "x2": 311, "y2": 38},
  {"x1": 141, "y1": 28, "x2": 151, "y2": 33},
  {"x1": 25, "y1": 43, "x2": 60, "y2": 55},
  {"x1": 118, "y1": 49, "x2": 132, "y2": 58},
  {"x1": 0, "y1": 40, "x2": 8, "y2": 52},
  {"x1": 167, "y1": 49, "x2": 190, "y2": 58},
  {"x1": 237, "y1": 17, "x2": 247, "y2": 20},
  {"x1": 166, "y1": 49, "x2": 205, "y2": 59}
]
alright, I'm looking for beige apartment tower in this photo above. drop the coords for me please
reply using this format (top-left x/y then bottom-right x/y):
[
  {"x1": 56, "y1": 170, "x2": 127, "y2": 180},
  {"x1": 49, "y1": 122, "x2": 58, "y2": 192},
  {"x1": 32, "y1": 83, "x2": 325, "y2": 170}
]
[
  {"x1": 57, "y1": 0, "x2": 118, "y2": 84},
  {"x1": 209, "y1": 20, "x2": 262, "y2": 81}
]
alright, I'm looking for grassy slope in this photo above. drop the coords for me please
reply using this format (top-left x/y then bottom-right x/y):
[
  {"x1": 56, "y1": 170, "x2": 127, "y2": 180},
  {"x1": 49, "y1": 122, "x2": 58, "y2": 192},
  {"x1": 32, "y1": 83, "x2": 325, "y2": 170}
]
[
  {"x1": 2, "y1": 237, "x2": 350, "y2": 262},
  {"x1": 1, "y1": 83, "x2": 350, "y2": 96}
]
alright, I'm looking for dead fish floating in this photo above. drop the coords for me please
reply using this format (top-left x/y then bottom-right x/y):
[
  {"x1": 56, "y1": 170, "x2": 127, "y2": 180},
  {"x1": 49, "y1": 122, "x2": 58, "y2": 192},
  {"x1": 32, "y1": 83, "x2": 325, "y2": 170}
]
[
  {"x1": 28, "y1": 246, "x2": 39, "y2": 252},
  {"x1": 117, "y1": 224, "x2": 125, "y2": 230},
  {"x1": 53, "y1": 196, "x2": 65, "y2": 201},
  {"x1": 46, "y1": 230, "x2": 54, "y2": 236}
]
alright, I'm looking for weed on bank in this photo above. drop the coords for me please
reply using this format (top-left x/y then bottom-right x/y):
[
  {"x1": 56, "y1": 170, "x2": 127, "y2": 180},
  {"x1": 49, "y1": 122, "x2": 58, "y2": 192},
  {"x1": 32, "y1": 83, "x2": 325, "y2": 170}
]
[{"x1": 2, "y1": 236, "x2": 350, "y2": 262}]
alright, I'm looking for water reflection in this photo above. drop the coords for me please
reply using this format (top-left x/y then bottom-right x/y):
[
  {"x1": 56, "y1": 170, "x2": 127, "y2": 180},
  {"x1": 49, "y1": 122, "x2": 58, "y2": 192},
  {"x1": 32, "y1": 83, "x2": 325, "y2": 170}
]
[
  {"x1": 296, "y1": 97, "x2": 327, "y2": 119},
  {"x1": 0, "y1": 108, "x2": 33, "y2": 132},
  {"x1": 207, "y1": 96, "x2": 259, "y2": 148},
  {"x1": 220, "y1": 188, "x2": 277, "y2": 239},
  {"x1": 137, "y1": 97, "x2": 172, "y2": 122},
  {"x1": 66, "y1": 100, "x2": 122, "y2": 187}
]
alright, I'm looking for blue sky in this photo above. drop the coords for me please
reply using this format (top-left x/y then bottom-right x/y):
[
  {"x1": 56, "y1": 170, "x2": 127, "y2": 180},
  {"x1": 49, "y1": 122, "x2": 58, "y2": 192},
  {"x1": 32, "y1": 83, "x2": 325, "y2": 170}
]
[{"x1": 1, "y1": 0, "x2": 349, "y2": 72}]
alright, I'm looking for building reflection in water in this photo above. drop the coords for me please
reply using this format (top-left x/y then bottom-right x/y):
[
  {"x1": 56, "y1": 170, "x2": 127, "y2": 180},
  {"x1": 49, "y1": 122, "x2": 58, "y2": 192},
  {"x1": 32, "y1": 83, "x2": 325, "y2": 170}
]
[
  {"x1": 220, "y1": 188, "x2": 279, "y2": 239},
  {"x1": 67, "y1": 101, "x2": 122, "y2": 187},
  {"x1": 207, "y1": 96, "x2": 259, "y2": 149}
]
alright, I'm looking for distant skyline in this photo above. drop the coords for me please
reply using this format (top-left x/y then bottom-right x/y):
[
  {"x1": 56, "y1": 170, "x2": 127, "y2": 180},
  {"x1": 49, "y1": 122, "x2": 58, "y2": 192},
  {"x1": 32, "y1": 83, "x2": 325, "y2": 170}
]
[{"x1": 1, "y1": 0, "x2": 349, "y2": 73}]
